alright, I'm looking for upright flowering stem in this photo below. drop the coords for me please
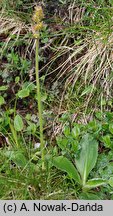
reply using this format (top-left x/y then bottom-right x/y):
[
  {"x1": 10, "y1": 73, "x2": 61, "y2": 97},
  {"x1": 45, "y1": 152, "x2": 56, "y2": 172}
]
[
  {"x1": 35, "y1": 37, "x2": 45, "y2": 170},
  {"x1": 32, "y1": 6, "x2": 45, "y2": 170}
]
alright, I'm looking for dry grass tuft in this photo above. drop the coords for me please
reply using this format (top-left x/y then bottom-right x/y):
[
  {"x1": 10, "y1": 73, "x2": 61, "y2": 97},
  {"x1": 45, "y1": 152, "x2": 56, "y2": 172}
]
[
  {"x1": 0, "y1": 7, "x2": 34, "y2": 58},
  {"x1": 42, "y1": 28, "x2": 113, "y2": 109}
]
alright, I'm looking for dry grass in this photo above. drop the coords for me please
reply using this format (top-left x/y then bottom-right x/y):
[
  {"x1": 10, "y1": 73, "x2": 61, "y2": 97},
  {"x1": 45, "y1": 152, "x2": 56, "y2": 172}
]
[
  {"x1": 42, "y1": 28, "x2": 113, "y2": 109},
  {"x1": 0, "y1": 4, "x2": 35, "y2": 58}
]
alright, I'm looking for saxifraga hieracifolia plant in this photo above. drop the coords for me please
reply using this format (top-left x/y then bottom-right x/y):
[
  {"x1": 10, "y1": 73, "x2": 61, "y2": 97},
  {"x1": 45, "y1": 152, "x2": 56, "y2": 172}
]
[{"x1": 32, "y1": 6, "x2": 45, "y2": 170}]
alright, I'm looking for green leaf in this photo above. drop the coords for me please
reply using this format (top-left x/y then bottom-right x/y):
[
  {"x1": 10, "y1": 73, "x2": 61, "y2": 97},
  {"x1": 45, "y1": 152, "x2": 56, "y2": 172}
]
[
  {"x1": 95, "y1": 112, "x2": 103, "y2": 120},
  {"x1": 101, "y1": 98, "x2": 106, "y2": 106},
  {"x1": 17, "y1": 88, "x2": 29, "y2": 98},
  {"x1": 23, "y1": 82, "x2": 36, "y2": 92},
  {"x1": 4, "y1": 150, "x2": 27, "y2": 168},
  {"x1": 56, "y1": 137, "x2": 68, "y2": 150},
  {"x1": 53, "y1": 156, "x2": 81, "y2": 184},
  {"x1": 72, "y1": 125, "x2": 80, "y2": 138},
  {"x1": 27, "y1": 122, "x2": 36, "y2": 134},
  {"x1": 0, "y1": 85, "x2": 8, "y2": 91},
  {"x1": 108, "y1": 177, "x2": 113, "y2": 187},
  {"x1": 15, "y1": 76, "x2": 20, "y2": 83},
  {"x1": 75, "y1": 134, "x2": 98, "y2": 185},
  {"x1": 81, "y1": 85, "x2": 94, "y2": 97},
  {"x1": 13, "y1": 152, "x2": 27, "y2": 168},
  {"x1": 41, "y1": 93, "x2": 47, "y2": 102},
  {"x1": 102, "y1": 135, "x2": 111, "y2": 148},
  {"x1": 109, "y1": 0, "x2": 113, "y2": 6},
  {"x1": 63, "y1": 125, "x2": 70, "y2": 136},
  {"x1": 83, "y1": 178, "x2": 106, "y2": 190},
  {"x1": 109, "y1": 124, "x2": 113, "y2": 134},
  {"x1": 88, "y1": 120, "x2": 101, "y2": 132},
  {"x1": 0, "y1": 96, "x2": 5, "y2": 105},
  {"x1": 42, "y1": 38, "x2": 49, "y2": 43},
  {"x1": 14, "y1": 114, "x2": 24, "y2": 131},
  {"x1": 79, "y1": 192, "x2": 101, "y2": 200}
]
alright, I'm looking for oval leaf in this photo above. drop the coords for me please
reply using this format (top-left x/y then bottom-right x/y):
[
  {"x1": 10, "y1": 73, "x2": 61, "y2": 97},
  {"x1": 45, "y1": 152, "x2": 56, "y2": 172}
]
[
  {"x1": 83, "y1": 178, "x2": 106, "y2": 190},
  {"x1": 14, "y1": 114, "x2": 24, "y2": 131},
  {"x1": 17, "y1": 88, "x2": 29, "y2": 98},
  {"x1": 13, "y1": 152, "x2": 27, "y2": 168},
  {"x1": 0, "y1": 85, "x2": 8, "y2": 91},
  {"x1": 53, "y1": 156, "x2": 81, "y2": 184},
  {"x1": 75, "y1": 134, "x2": 98, "y2": 185},
  {"x1": 4, "y1": 150, "x2": 27, "y2": 168},
  {"x1": 72, "y1": 125, "x2": 80, "y2": 138}
]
